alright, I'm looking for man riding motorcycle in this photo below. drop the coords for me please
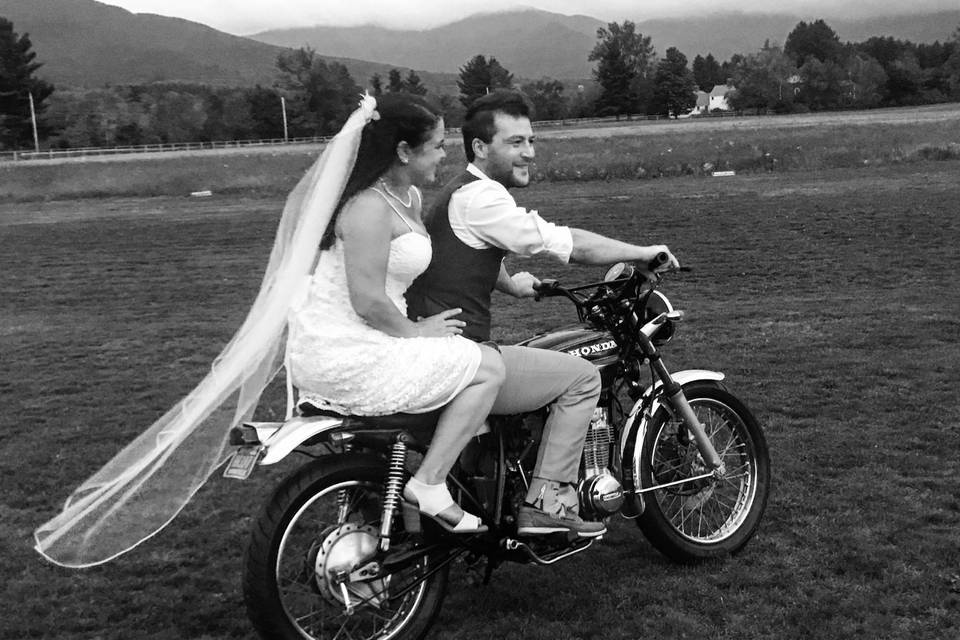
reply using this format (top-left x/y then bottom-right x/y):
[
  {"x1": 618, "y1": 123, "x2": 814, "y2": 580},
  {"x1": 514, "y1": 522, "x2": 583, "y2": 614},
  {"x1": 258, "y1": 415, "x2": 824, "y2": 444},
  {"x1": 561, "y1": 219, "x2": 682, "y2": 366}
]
[{"x1": 406, "y1": 90, "x2": 680, "y2": 538}]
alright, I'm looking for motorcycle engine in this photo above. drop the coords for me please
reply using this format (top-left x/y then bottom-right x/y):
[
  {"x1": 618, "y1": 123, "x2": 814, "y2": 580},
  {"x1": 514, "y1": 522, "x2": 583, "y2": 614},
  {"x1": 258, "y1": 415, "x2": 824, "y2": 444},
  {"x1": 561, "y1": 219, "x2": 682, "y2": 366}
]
[
  {"x1": 578, "y1": 407, "x2": 625, "y2": 517},
  {"x1": 579, "y1": 473, "x2": 625, "y2": 517}
]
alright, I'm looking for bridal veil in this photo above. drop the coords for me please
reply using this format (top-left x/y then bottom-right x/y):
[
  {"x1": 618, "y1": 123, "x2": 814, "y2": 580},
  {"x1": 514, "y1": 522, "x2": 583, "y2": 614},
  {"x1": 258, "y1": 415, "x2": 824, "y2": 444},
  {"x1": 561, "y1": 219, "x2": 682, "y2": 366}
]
[{"x1": 34, "y1": 95, "x2": 379, "y2": 568}]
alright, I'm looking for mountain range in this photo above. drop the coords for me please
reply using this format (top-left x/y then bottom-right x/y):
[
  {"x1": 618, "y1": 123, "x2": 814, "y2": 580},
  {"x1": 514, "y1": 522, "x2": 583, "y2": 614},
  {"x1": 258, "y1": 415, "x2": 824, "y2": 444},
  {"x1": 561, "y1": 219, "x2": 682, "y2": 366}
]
[
  {"x1": 2, "y1": 0, "x2": 958, "y2": 90},
  {"x1": 0, "y1": 0, "x2": 459, "y2": 91},
  {"x1": 251, "y1": 9, "x2": 960, "y2": 80}
]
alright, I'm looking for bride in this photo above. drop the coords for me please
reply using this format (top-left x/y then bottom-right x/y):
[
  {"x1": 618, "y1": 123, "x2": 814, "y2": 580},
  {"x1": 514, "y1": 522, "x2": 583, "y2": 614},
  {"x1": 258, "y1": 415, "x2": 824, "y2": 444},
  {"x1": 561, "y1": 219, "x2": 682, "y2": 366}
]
[
  {"x1": 34, "y1": 93, "x2": 502, "y2": 568},
  {"x1": 287, "y1": 93, "x2": 504, "y2": 532}
]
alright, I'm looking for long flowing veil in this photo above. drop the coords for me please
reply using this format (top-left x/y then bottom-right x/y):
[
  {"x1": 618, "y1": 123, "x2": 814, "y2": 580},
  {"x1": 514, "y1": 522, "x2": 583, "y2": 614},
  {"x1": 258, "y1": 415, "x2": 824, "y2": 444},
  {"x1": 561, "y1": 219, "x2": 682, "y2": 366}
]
[{"x1": 33, "y1": 95, "x2": 378, "y2": 569}]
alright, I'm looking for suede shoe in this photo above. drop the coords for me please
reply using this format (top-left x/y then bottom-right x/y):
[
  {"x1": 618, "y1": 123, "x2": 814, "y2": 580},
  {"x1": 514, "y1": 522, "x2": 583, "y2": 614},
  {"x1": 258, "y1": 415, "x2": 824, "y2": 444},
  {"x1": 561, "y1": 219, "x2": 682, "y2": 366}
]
[{"x1": 516, "y1": 503, "x2": 606, "y2": 538}]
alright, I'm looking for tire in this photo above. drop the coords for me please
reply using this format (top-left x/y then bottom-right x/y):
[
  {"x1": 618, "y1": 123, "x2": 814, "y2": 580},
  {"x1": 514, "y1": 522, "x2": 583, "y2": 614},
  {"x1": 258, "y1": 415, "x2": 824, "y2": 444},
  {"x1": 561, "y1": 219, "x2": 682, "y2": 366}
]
[
  {"x1": 243, "y1": 454, "x2": 449, "y2": 640},
  {"x1": 636, "y1": 382, "x2": 771, "y2": 564}
]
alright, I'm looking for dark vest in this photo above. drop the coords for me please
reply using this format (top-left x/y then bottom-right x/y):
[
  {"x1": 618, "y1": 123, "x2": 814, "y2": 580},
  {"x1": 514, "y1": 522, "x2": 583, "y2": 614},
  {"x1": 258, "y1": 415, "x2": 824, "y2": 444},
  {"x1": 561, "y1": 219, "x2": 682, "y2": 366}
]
[{"x1": 406, "y1": 171, "x2": 506, "y2": 342}]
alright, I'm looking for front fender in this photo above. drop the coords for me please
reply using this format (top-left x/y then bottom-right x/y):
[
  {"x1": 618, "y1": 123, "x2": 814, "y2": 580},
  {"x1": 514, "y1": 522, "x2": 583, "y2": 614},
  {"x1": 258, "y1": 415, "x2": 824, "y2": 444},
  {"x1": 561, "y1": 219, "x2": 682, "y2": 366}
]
[
  {"x1": 618, "y1": 370, "x2": 725, "y2": 491},
  {"x1": 258, "y1": 416, "x2": 344, "y2": 465}
]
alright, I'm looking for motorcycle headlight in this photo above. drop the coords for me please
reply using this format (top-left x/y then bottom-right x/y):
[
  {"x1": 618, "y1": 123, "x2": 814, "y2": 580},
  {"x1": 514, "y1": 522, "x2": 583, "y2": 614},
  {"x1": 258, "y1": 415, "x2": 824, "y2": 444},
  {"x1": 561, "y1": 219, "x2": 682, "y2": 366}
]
[
  {"x1": 644, "y1": 290, "x2": 676, "y2": 345},
  {"x1": 603, "y1": 262, "x2": 636, "y2": 282}
]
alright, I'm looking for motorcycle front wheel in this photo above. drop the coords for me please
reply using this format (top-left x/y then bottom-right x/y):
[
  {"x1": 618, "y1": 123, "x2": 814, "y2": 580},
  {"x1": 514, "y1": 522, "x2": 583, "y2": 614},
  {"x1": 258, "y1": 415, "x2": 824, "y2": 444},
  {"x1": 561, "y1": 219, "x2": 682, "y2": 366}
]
[
  {"x1": 243, "y1": 454, "x2": 449, "y2": 640},
  {"x1": 637, "y1": 382, "x2": 771, "y2": 564}
]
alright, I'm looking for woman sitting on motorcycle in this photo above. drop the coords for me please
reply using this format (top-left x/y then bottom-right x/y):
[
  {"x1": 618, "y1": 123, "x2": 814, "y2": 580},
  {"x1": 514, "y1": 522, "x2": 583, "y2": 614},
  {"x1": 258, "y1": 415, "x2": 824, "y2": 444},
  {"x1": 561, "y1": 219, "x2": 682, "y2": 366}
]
[
  {"x1": 285, "y1": 93, "x2": 505, "y2": 533},
  {"x1": 33, "y1": 93, "x2": 500, "y2": 571}
]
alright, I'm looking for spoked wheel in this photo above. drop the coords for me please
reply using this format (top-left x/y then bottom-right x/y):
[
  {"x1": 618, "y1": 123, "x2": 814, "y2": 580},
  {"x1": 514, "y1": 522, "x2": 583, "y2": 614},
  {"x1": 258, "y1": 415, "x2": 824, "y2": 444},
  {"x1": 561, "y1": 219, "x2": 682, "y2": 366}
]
[
  {"x1": 243, "y1": 455, "x2": 448, "y2": 640},
  {"x1": 637, "y1": 382, "x2": 771, "y2": 564}
]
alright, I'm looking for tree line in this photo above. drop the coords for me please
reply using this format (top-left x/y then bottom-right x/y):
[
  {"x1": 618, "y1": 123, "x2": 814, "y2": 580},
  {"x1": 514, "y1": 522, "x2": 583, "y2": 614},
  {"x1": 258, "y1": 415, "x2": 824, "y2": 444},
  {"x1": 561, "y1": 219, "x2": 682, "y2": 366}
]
[{"x1": 2, "y1": 15, "x2": 959, "y2": 151}]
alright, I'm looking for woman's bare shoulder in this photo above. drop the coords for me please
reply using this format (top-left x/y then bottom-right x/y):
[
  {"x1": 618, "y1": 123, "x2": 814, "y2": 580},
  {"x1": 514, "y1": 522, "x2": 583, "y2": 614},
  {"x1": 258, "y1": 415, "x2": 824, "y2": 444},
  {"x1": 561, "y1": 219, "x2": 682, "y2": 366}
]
[
  {"x1": 340, "y1": 189, "x2": 390, "y2": 223},
  {"x1": 338, "y1": 189, "x2": 393, "y2": 236}
]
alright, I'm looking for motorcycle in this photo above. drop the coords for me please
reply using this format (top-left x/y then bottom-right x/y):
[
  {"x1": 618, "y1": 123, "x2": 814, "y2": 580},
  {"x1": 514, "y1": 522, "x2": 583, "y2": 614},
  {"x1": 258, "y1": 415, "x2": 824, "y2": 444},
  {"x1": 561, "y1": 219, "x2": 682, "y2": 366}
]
[{"x1": 223, "y1": 255, "x2": 771, "y2": 640}]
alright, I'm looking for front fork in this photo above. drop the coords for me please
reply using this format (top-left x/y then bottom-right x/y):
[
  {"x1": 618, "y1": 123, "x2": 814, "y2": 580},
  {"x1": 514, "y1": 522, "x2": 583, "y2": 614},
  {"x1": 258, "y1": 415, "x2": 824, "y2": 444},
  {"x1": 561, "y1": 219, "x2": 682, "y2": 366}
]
[{"x1": 637, "y1": 333, "x2": 723, "y2": 473}]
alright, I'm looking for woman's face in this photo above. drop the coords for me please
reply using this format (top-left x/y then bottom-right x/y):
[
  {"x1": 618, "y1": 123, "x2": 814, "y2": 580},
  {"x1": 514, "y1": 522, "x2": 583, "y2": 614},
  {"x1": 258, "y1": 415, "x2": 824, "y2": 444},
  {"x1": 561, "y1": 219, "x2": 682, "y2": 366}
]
[{"x1": 405, "y1": 118, "x2": 446, "y2": 186}]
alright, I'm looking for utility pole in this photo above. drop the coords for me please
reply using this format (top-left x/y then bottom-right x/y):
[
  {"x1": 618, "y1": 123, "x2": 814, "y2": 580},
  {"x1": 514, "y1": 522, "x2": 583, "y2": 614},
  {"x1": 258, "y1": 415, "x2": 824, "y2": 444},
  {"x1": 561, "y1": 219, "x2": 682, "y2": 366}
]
[
  {"x1": 280, "y1": 95, "x2": 289, "y2": 143},
  {"x1": 28, "y1": 92, "x2": 39, "y2": 152}
]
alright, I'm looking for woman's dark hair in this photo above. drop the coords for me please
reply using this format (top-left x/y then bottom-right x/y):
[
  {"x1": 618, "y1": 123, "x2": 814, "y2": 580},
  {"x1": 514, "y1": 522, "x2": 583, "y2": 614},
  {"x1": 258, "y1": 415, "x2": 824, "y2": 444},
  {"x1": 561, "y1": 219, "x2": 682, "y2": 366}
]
[
  {"x1": 320, "y1": 92, "x2": 442, "y2": 250},
  {"x1": 461, "y1": 91, "x2": 533, "y2": 162}
]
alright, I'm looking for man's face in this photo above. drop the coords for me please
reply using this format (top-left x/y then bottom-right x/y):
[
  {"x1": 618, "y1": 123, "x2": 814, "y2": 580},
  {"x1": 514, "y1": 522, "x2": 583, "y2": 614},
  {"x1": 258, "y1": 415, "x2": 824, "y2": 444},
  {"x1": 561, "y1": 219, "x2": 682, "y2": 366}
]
[{"x1": 477, "y1": 112, "x2": 535, "y2": 188}]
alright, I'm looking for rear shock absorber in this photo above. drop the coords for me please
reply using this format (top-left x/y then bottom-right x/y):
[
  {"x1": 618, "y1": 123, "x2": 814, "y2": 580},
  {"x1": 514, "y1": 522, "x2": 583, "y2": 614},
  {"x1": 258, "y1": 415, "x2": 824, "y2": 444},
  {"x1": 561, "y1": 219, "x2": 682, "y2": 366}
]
[{"x1": 379, "y1": 436, "x2": 408, "y2": 552}]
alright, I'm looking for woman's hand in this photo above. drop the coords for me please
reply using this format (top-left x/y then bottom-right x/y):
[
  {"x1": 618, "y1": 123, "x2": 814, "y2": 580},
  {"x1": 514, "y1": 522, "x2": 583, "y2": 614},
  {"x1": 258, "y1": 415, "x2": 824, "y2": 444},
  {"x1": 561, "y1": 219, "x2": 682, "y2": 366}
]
[{"x1": 414, "y1": 309, "x2": 466, "y2": 337}]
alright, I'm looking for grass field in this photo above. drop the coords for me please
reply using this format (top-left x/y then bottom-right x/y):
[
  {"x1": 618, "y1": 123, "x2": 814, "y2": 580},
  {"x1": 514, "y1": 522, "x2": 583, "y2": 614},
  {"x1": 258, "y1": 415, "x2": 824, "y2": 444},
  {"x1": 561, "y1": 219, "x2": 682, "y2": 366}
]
[{"x1": 2, "y1": 146, "x2": 960, "y2": 636}]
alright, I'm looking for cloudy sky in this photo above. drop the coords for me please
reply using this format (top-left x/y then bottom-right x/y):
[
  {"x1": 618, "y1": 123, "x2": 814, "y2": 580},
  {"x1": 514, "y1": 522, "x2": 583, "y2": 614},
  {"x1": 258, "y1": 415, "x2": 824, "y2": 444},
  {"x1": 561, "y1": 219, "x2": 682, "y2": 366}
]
[{"x1": 97, "y1": 0, "x2": 958, "y2": 35}]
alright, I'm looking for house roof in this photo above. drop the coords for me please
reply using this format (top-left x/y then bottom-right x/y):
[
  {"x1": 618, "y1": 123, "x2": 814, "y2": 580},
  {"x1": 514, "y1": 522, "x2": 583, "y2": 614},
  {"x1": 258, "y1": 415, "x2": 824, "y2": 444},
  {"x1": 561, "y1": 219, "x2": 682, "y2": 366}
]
[{"x1": 710, "y1": 84, "x2": 735, "y2": 96}]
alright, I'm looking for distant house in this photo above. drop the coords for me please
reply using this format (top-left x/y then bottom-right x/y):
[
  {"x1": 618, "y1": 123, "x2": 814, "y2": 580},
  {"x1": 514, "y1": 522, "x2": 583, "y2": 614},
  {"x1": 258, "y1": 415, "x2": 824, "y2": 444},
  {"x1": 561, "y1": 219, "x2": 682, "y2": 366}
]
[
  {"x1": 709, "y1": 84, "x2": 736, "y2": 111},
  {"x1": 693, "y1": 90, "x2": 710, "y2": 114},
  {"x1": 679, "y1": 90, "x2": 711, "y2": 118}
]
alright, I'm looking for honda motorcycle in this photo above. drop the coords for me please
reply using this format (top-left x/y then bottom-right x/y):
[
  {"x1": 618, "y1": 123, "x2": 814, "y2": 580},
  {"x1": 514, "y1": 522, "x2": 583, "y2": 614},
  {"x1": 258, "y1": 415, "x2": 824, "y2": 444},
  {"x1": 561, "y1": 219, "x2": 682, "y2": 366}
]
[{"x1": 223, "y1": 255, "x2": 771, "y2": 640}]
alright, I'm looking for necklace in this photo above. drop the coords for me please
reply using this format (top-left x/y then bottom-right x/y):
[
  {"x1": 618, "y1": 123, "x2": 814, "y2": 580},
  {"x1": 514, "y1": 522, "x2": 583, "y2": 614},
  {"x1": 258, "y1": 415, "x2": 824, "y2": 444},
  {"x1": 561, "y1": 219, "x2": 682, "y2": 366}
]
[{"x1": 379, "y1": 178, "x2": 412, "y2": 208}]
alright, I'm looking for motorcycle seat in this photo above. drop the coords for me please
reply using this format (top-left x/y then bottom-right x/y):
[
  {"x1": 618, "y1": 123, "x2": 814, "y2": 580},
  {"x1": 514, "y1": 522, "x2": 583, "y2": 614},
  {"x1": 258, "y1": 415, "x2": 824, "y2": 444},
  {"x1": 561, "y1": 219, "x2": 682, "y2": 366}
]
[{"x1": 298, "y1": 400, "x2": 442, "y2": 431}]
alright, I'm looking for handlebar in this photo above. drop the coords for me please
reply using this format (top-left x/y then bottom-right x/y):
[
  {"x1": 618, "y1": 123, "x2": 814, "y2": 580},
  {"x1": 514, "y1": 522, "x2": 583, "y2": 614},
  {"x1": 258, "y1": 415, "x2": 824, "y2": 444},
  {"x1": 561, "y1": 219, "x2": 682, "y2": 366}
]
[
  {"x1": 648, "y1": 251, "x2": 670, "y2": 272},
  {"x1": 532, "y1": 254, "x2": 687, "y2": 305},
  {"x1": 532, "y1": 278, "x2": 561, "y2": 302}
]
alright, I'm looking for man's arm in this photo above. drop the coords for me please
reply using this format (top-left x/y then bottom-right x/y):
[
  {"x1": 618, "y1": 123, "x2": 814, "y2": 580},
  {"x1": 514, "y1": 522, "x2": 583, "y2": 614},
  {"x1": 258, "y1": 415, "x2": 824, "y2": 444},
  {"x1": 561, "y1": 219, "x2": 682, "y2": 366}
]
[
  {"x1": 494, "y1": 262, "x2": 540, "y2": 298},
  {"x1": 569, "y1": 228, "x2": 679, "y2": 269}
]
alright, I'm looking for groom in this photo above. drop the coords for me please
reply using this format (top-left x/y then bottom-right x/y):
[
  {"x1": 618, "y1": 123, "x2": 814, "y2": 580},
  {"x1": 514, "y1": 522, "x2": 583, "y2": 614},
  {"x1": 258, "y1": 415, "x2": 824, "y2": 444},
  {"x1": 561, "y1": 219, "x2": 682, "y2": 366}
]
[{"x1": 406, "y1": 91, "x2": 678, "y2": 537}]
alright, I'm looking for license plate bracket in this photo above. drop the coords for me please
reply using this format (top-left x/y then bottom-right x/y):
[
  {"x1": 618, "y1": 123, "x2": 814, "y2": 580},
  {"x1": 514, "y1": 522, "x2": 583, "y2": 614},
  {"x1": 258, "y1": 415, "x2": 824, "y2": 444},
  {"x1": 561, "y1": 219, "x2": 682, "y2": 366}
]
[{"x1": 223, "y1": 445, "x2": 262, "y2": 480}]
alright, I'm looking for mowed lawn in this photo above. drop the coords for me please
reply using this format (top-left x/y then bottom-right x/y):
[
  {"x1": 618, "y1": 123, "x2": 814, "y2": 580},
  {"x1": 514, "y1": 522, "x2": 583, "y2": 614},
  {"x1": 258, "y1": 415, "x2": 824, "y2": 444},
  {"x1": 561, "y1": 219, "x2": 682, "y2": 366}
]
[{"x1": 2, "y1": 160, "x2": 959, "y2": 639}]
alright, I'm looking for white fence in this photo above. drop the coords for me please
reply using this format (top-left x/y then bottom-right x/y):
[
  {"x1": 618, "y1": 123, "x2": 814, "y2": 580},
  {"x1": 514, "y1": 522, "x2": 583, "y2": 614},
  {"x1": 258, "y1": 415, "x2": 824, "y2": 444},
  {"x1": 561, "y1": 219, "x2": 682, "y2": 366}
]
[
  {"x1": 0, "y1": 135, "x2": 334, "y2": 162},
  {"x1": 0, "y1": 112, "x2": 739, "y2": 163}
]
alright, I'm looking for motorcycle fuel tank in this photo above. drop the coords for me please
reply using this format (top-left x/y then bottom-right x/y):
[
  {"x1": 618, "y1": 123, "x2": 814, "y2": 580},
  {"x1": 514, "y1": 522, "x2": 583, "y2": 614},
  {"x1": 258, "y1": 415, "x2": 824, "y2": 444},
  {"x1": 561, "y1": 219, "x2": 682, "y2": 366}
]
[{"x1": 516, "y1": 324, "x2": 619, "y2": 372}]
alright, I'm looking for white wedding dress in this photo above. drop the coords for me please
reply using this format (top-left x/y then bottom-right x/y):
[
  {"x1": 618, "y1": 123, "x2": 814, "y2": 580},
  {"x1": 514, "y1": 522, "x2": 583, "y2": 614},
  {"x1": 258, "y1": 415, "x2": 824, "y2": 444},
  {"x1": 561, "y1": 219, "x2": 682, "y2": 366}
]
[{"x1": 287, "y1": 195, "x2": 481, "y2": 415}]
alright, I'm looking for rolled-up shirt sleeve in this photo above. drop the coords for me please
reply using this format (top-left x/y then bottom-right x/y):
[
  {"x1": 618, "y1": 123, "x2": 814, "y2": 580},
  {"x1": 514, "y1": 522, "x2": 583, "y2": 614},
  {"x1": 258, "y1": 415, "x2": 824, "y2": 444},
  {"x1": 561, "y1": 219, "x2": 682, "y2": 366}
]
[{"x1": 451, "y1": 178, "x2": 573, "y2": 263}]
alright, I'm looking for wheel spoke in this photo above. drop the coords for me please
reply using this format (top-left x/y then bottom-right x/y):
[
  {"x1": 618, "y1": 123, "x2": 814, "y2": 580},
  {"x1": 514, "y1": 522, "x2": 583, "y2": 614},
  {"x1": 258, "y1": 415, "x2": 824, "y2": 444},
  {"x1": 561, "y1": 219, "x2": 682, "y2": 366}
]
[
  {"x1": 254, "y1": 476, "x2": 437, "y2": 640},
  {"x1": 645, "y1": 393, "x2": 766, "y2": 545}
]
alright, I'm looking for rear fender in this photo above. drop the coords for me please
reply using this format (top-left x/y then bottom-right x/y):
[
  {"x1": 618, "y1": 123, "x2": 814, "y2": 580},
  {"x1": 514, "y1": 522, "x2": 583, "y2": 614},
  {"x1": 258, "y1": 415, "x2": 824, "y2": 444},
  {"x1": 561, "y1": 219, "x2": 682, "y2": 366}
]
[
  {"x1": 252, "y1": 416, "x2": 344, "y2": 465},
  {"x1": 618, "y1": 370, "x2": 725, "y2": 490}
]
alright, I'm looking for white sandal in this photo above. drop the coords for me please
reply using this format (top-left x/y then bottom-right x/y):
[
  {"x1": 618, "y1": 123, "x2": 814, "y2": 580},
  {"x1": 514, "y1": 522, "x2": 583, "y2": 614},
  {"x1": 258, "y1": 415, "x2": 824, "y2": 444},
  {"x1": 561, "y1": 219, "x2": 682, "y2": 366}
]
[{"x1": 402, "y1": 477, "x2": 488, "y2": 534}]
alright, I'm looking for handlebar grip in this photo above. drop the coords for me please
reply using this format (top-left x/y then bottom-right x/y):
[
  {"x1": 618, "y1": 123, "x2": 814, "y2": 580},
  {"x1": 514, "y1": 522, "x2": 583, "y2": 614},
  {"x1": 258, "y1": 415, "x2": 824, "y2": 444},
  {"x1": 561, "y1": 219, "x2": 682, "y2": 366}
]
[
  {"x1": 533, "y1": 279, "x2": 558, "y2": 301},
  {"x1": 647, "y1": 251, "x2": 670, "y2": 271}
]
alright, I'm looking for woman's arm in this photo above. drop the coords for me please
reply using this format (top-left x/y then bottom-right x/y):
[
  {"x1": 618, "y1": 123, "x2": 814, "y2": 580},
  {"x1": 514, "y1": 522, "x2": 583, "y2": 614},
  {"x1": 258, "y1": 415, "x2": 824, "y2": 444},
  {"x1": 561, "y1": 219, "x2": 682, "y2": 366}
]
[
  {"x1": 338, "y1": 193, "x2": 464, "y2": 338},
  {"x1": 339, "y1": 193, "x2": 421, "y2": 337}
]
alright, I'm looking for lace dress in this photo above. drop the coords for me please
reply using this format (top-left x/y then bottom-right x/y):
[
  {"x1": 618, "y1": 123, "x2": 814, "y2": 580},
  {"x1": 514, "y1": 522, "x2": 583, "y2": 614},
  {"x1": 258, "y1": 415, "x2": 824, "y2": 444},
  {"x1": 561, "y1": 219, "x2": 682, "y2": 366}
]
[{"x1": 287, "y1": 200, "x2": 481, "y2": 416}]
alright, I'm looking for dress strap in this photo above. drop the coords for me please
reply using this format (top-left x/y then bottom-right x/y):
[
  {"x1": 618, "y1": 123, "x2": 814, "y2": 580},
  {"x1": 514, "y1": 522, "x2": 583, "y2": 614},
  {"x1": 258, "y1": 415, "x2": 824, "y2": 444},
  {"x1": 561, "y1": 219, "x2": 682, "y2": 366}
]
[{"x1": 370, "y1": 186, "x2": 417, "y2": 233}]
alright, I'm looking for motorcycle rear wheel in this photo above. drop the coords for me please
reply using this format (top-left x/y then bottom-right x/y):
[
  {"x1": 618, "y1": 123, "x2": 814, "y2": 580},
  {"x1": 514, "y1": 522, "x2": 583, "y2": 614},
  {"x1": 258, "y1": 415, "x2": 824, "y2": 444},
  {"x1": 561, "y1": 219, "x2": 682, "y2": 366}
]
[
  {"x1": 637, "y1": 382, "x2": 770, "y2": 564},
  {"x1": 243, "y1": 455, "x2": 448, "y2": 640}
]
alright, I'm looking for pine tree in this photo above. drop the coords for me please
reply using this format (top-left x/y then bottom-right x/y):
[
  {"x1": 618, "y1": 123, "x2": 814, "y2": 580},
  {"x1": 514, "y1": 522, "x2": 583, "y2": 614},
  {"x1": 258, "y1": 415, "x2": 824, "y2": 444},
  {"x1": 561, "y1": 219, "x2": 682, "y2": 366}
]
[
  {"x1": 0, "y1": 17, "x2": 54, "y2": 150},
  {"x1": 369, "y1": 73, "x2": 383, "y2": 96},
  {"x1": 404, "y1": 69, "x2": 428, "y2": 95},
  {"x1": 785, "y1": 20, "x2": 843, "y2": 66},
  {"x1": 457, "y1": 55, "x2": 513, "y2": 108},
  {"x1": 650, "y1": 48, "x2": 697, "y2": 118},
  {"x1": 387, "y1": 68, "x2": 405, "y2": 93},
  {"x1": 588, "y1": 21, "x2": 656, "y2": 117},
  {"x1": 693, "y1": 53, "x2": 724, "y2": 92},
  {"x1": 275, "y1": 47, "x2": 360, "y2": 137}
]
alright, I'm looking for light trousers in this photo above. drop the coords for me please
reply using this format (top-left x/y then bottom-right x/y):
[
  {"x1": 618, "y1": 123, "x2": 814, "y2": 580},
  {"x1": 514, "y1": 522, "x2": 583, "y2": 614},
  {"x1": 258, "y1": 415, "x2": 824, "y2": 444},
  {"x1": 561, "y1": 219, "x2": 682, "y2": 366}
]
[{"x1": 491, "y1": 345, "x2": 602, "y2": 483}]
